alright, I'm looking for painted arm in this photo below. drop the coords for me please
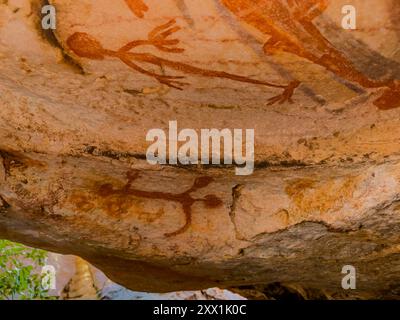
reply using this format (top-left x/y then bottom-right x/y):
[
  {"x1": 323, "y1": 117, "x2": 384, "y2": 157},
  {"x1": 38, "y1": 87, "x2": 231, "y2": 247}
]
[
  {"x1": 118, "y1": 19, "x2": 184, "y2": 53},
  {"x1": 124, "y1": 0, "x2": 148, "y2": 18}
]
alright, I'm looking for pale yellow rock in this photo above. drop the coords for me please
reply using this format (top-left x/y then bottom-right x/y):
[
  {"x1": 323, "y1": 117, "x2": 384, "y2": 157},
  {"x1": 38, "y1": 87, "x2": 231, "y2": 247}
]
[{"x1": 0, "y1": 0, "x2": 400, "y2": 299}]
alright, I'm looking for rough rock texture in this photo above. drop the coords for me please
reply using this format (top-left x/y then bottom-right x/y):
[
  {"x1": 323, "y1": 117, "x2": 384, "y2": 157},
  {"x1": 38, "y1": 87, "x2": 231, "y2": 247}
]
[{"x1": 1, "y1": 0, "x2": 400, "y2": 299}]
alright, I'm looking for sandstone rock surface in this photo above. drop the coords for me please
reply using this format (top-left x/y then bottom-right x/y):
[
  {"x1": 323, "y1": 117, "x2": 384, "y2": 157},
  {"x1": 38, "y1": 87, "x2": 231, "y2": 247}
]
[{"x1": 1, "y1": 0, "x2": 400, "y2": 298}]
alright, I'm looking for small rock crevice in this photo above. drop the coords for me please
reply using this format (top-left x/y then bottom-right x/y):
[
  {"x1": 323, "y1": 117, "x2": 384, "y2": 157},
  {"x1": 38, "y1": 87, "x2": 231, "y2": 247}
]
[{"x1": 0, "y1": 195, "x2": 10, "y2": 214}]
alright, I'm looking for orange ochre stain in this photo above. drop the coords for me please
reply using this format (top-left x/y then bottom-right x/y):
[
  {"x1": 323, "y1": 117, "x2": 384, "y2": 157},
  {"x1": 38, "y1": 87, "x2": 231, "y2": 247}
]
[
  {"x1": 70, "y1": 186, "x2": 165, "y2": 224},
  {"x1": 285, "y1": 176, "x2": 359, "y2": 217}
]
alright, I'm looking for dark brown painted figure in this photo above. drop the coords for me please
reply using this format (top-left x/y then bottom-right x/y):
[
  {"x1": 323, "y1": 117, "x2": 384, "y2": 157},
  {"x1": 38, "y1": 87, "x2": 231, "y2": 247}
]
[
  {"x1": 66, "y1": 21, "x2": 299, "y2": 104},
  {"x1": 97, "y1": 171, "x2": 223, "y2": 237}
]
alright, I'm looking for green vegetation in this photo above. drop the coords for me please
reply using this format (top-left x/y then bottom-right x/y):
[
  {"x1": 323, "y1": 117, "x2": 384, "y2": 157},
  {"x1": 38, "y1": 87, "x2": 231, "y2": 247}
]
[{"x1": 0, "y1": 240, "x2": 54, "y2": 300}]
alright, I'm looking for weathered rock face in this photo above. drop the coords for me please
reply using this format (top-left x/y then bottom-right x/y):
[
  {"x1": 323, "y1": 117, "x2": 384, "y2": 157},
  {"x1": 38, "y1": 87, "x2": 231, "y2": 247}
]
[
  {"x1": 46, "y1": 253, "x2": 244, "y2": 300},
  {"x1": 1, "y1": 0, "x2": 400, "y2": 298}
]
